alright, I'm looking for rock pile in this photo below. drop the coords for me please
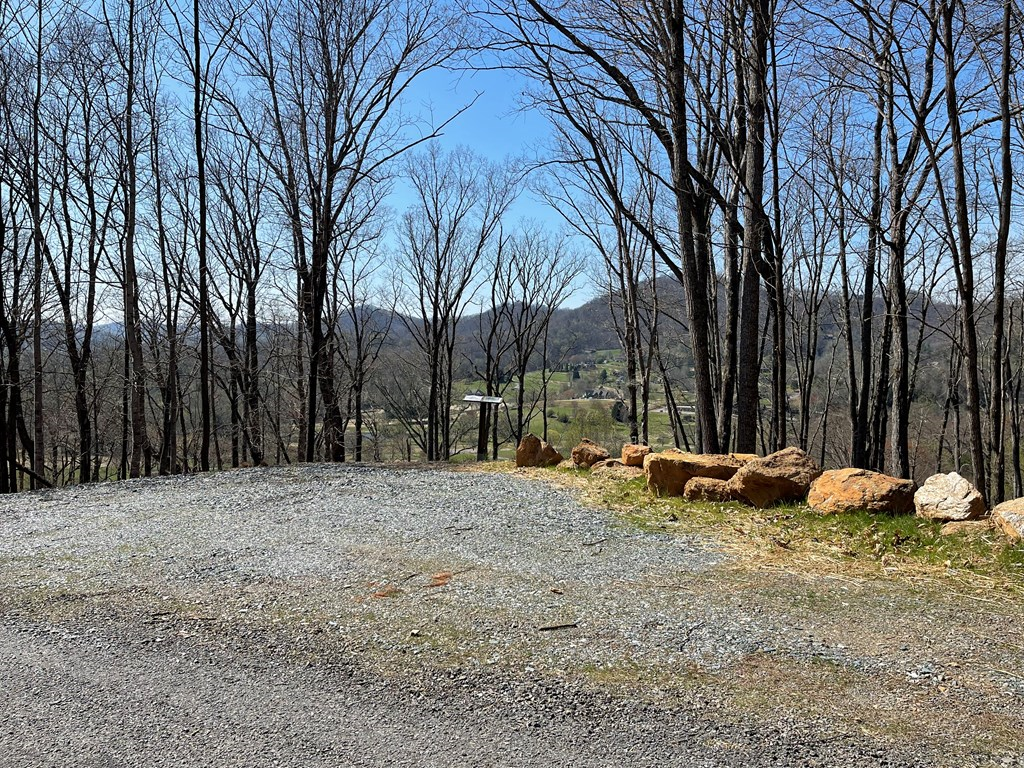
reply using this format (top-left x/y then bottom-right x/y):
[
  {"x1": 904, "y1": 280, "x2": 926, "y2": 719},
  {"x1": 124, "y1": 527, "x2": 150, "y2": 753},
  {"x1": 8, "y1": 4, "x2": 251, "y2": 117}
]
[
  {"x1": 644, "y1": 451, "x2": 749, "y2": 497},
  {"x1": 515, "y1": 434, "x2": 1024, "y2": 547}
]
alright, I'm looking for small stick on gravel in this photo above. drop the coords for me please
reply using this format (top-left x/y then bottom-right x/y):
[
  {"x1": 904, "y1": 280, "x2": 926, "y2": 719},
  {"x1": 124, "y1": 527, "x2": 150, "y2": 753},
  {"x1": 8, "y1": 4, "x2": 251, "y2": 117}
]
[
  {"x1": 681, "y1": 622, "x2": 705, "y2": 643},
  {"x1": 988, "y1": 667, "x2": 1024, "y2": 681},
  {"x1": 648, "y1": 583, "x2": 695, "y2": 593},
  {"x1": 538, "y1": 622, "x2": 579, "y2": 632}
]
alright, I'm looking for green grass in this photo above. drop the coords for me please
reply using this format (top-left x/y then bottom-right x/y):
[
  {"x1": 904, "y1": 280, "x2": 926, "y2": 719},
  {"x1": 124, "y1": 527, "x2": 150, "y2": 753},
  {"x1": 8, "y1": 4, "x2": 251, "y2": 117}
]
[
  {"x1": 462, "y1": 455, "x2": 1024, "y2": 590},
  {"x1": 767, "y1": 508, "x2": 1024, "y2": 568},
  {"x1": 553, "y1": 472, "x2": 1024, "y2": 588},
  {"x1": 452, "y1": 355, "x2": 693, "y2": 461}
]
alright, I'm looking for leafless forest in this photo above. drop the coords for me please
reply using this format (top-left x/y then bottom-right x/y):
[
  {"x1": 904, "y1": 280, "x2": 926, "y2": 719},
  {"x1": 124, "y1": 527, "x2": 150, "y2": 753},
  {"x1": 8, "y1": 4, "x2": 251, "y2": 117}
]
[{"x1": 1, "y1": 0, "x2": 1023, "y2": 502}]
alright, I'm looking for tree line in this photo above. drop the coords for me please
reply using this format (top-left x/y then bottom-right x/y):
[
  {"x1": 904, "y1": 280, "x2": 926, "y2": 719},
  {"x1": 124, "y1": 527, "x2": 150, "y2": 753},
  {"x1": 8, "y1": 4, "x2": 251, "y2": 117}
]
[
  {"x1": 2, "y1": 0, "x2": 1024, "y2": 504},
  {"x1": 483, "y1": 0, "x2": 1024, "y2": 504}
]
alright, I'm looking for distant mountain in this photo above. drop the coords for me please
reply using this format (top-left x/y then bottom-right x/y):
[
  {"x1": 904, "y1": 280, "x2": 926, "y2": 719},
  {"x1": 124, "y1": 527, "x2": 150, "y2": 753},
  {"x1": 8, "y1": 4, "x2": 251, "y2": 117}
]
[{"x1": 545, "y1": 295, "x2": 620, "y2": 360}]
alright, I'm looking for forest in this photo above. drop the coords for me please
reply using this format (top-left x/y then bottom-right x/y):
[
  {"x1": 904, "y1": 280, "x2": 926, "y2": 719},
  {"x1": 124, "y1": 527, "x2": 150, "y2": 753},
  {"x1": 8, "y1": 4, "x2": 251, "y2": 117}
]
[{"x1": 1, "y1": 0, "x2": 1023, "y2": 505}]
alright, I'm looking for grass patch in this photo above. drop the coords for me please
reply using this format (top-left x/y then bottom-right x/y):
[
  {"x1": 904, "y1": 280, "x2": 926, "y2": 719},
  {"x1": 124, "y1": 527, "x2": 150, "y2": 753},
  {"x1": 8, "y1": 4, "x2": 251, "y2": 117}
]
[
  {"x1": 577, "y1": 656, "x2": 708, "y2": 698},
  {"x1": 480, "y1": 463, "x2": 1024, "y2": 595}
]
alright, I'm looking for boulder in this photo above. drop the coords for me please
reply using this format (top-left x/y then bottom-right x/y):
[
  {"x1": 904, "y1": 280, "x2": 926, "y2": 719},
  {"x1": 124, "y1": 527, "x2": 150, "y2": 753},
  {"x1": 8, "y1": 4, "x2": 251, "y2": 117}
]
[
  {"x1": 571, "y1": 438, "x2": 610, "y2": 468},
  {"x1": 591, "y1": 458, "x2": 643, "y2": 479},
  {"x1": 644, "y1": 450, "x2": 747, "y2": 497},
  {"x1": 683, "y1": 476, "x2": 736, "y2": 503},
  {"x1": 726, "y1": 447, "x2": 822, "y2": 508},
  {"x1": 621, "y1": 443, "x2": 652, "y2": 467},
  {"x1": 939, "y1": 519, "x2": 994, "y2": 538},
  {"x1": 807, "y1": 468, "x2": 916, "y2": 515},
  {"x1": 729, "y1": 453, "x2": 760, "y2": 464},
  {"x1": 644, "y1": 451, "x2": 689, "y2": 496},
  {"x1": 914, "y1": 473, "x2": 985, "y2": 522},
  {"x1": 992, "y1": 498, "x2": 1024, "y2": 543},
  {"x1": 515, "y1": 433, "x2": 563, "y2": 468},
  {"x1": 679, "y1": 453, "x2": 748, "y2": 479}
]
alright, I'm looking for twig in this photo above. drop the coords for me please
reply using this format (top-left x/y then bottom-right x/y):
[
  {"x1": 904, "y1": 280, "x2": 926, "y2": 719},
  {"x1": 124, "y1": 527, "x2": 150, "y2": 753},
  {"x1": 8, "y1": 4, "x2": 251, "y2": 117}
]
[
  {"x1": 648, "y1": 583, "x2": 695, "y2": 593},
  {"x1": 538, "y1": 621, "x2": 579, "y2": 632},
  {"x1": 960, "y1": 593, "x2": 1005, "y2": 606},
  {"x1": 988, "y1": 667, "x2": 1024, "y2": 682},
  {"x1": 678, "y1": 622, "x2": 706, "y2": 649},
  {"x1": 78, "y1": 589, "x2": 120, "y2": 599}
]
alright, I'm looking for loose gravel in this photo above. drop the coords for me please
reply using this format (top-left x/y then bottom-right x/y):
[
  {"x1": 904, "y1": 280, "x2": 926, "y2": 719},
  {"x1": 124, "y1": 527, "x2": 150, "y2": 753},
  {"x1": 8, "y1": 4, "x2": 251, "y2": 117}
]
[{"x1": 1, "y1": 464, "x2": 1023, "y2": 767}]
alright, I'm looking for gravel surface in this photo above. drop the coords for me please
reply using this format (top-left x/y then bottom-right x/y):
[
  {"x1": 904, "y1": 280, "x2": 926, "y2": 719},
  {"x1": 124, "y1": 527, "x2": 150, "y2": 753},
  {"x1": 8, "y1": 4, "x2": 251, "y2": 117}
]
[{"x1": 1, "y1": 464, "x2": 1023, "y2": 767}]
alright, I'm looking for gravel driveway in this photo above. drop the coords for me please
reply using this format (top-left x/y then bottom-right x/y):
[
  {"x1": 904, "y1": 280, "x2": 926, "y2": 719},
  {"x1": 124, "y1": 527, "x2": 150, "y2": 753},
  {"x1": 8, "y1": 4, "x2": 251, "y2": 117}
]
[{"x1": 1, "y1": 465, "x2": 1022, "y2": 767}]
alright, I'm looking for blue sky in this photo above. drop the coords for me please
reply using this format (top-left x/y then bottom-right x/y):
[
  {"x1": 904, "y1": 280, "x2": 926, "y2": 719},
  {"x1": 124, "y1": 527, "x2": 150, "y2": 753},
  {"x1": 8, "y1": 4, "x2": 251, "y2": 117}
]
[
  {"x1": 385, "y1": 65, "x2": 551, "y2": 219},
  {"x1": 391, "y1": 66, "x2": 596, "y2": 307},
  {"x1": 411, "y1": 67, "x2": 550, "y2": 161}
]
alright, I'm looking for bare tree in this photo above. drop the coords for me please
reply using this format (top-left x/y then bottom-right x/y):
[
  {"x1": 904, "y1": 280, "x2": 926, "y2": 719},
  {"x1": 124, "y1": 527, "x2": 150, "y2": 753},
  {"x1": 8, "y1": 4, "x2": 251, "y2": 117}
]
[
  {"x1": 220, "y1": 0, "x2": 462, "y2": 462},
  {"x1": 395, "y1": 145, "x2": 518, "y2": 460},
  {"x1": 330, "y1": 203, "x2": 394, "y2": 462},
  {"x1": 498, "y1": 224, "x2": 580, "y2": 446}
]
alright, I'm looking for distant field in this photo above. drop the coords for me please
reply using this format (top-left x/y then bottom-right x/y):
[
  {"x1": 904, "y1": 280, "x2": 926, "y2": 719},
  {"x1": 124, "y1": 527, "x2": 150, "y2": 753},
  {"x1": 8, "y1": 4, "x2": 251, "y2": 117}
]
[{"x1": 460, "y1": 351, "x2": 688, "y2": 459}]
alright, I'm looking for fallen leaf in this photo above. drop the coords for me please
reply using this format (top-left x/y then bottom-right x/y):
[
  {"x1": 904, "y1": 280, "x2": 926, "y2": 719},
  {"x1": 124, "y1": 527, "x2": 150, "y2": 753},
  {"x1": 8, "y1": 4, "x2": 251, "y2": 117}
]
[{"x1": 426, "y1": 571, "x2": 453, "y2": 588}]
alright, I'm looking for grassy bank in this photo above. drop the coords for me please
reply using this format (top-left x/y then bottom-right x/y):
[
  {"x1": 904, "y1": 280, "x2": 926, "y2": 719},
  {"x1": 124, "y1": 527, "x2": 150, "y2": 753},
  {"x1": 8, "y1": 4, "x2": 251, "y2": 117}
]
[{"x1": 470, "y1": 461, "x2": 1024, "y2": 598}]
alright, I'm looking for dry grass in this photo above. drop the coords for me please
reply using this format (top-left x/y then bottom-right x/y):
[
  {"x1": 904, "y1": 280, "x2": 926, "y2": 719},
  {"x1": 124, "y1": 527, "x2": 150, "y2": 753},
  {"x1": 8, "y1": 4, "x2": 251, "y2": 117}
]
[{"x1": 458, "y1": 461, "x2": 1024, "y2": 602}]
